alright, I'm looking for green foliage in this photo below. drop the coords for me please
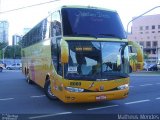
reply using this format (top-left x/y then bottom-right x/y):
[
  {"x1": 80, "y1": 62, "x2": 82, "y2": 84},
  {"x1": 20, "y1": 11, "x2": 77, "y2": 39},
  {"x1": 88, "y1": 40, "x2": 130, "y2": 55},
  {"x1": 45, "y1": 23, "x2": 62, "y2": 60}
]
[
  {"x1": 0, "y1": 50, "x2": 2, "y2": 59},
  {"x1": 5, "y1": 45, "x2": 21, "y2": 59},
  {"x1": 0, "y1": 42, "x2": 8, "y2": 59},
  {"x1": 129, "y1": 54, "x2": 137, "y2": 63},
  {"x1": 129, "y1": 54, "x2": 137, "y2": 71},
  {"x1": 144, "y1": 53, "x2": 149, "y2": 60},
  {"x1": 0, "y1": 42, "x2": 21, "y2": 59},
  {"x1": 0, "y1": 42, "x2": 7, "y2": 50}
]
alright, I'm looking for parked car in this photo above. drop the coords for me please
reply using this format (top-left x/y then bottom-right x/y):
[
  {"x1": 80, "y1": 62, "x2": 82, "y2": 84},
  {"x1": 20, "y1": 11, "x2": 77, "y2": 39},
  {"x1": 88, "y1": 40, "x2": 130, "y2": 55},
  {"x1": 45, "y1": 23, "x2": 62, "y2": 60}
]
[
  {"x1": 157, "y1": 63, "x2": 160, "y2": 70},
  {"x1": 148, "y1": 64, "x2": 158, "y2": 71},
  {"x1": 6, "y1": 63, "x2": 22, "y2": 70},
  {"x1": 143, "y1": 62, "x2": 149, "y2": 71}
]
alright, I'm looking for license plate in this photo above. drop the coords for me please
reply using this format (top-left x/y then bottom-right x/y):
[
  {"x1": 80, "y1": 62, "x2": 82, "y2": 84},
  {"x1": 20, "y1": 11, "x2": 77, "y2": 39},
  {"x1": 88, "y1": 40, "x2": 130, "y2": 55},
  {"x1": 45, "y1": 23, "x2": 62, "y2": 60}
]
[{"x1": 96, "y1": 95, "x2": 106, "y2": 101}]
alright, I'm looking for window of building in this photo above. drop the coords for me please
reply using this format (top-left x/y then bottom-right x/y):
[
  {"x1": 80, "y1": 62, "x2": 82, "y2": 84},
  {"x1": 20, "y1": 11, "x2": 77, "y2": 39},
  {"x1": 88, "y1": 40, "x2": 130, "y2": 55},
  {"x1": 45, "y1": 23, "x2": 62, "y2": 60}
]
[
  {"x1": 158, "y1": 31, "x2": 160, "y2": 33},
  {"x1": 139, "y1": 41, "x2": 144, "y2": 47},
  {"x1": 152, "y1": 41, "x2": 158, "y2": 47},
  {"x1": 158, "y1": 25, "x2": 160, "y2": 29},
  {"x1": 152, "y1": 25, "x2": 155, "y2": 29},
  {"x1": 146, "y1": 49, "x2": 151, "y2": 54},
  {"x1": 152, "y1": 31, "x2": 155, "y2": 33},
  {"x1": 140, "y1": 26, "x2": 143, "y2": 30},
  {"x1": 147, "y1": 36, "x2": 150, "y2": 39},
  {"x1": 146, "y1": 41, "x2": 151, "y2": 47},
  {"x1": 152, "y1": 49, "x2": 156, "y2": 54},
  {"x1": 145, "y1": 26, "x2": 149, "y2": 30},
  {"x1": 140, "y1": 32, "x2": 143, "y2": 34}
]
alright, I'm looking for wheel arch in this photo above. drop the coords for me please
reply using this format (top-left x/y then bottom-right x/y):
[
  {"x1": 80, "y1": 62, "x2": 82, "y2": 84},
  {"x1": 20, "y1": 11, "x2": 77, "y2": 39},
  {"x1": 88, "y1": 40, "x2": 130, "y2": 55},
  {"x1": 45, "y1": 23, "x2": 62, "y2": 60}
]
[{"x1": 45, "y1": 73, "x2": 51, "y2": 82}]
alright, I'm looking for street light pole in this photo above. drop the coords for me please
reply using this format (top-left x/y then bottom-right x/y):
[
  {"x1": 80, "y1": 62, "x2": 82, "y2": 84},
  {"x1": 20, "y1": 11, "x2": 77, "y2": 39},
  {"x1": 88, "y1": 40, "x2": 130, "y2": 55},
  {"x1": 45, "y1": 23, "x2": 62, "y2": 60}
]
[
  {"x1": 127, "y1": 6, "x2": 160, "y2": 64},
  {"x1": 126, "y1": 6, "x2": 160, "y2": 34}
]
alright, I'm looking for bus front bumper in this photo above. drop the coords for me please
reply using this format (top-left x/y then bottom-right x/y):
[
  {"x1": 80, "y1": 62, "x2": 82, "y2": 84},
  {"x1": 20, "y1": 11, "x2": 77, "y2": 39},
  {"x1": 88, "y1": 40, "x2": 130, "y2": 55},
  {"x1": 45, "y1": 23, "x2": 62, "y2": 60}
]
[{"x1": 61, "y1": 88, "x2": 129, "y2": 103}]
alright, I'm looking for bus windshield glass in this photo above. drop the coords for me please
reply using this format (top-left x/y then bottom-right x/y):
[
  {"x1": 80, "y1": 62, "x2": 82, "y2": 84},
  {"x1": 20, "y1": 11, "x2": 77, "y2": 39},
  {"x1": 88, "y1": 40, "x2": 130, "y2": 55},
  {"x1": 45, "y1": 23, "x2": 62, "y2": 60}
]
[
  {"x1": 62, "y1": 8, "x2": 126, "y2": 39},
  {"x1": 65, "y1": 41, "x2": 129, "y2": 80}
]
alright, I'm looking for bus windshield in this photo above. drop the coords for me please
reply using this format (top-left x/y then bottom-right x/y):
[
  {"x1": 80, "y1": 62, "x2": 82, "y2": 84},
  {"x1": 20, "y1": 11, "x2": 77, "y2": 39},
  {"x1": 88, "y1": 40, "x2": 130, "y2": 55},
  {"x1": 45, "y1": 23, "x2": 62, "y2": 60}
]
[
  {"x1": 65, "y1": 41, "x2": 129, "y2": 80},
  {"x1": 62, "y1": 8, "x2": 126, "y2": 39}
]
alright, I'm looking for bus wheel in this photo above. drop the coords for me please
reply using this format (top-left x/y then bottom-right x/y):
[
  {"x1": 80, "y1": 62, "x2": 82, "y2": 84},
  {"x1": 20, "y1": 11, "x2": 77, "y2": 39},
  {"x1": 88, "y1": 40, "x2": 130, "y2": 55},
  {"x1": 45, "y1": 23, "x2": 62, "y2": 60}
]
[
  {"x1": 26, "y1": 74, "x2": 33, "y2": 84},
  {"x1": 44, "y1": 80, "x2": 57, "y2": 100},
  {"x1": 0, "y1": 67, "x2": 3, "y2": 72}
]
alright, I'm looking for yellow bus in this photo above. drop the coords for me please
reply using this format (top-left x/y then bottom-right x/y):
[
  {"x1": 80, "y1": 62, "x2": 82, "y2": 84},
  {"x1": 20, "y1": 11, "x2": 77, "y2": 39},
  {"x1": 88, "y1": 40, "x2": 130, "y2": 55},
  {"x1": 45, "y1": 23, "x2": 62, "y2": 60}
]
[{"x1": 21, "y1": 5, "x2": 143, "y2": 103}]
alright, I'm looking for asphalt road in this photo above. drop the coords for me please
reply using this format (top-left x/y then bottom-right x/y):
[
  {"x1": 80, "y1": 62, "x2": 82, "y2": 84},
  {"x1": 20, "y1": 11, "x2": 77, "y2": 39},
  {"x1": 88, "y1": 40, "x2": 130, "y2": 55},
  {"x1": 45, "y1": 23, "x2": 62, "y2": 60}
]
[{"x1": 0, "y1": 70, "x2": 160, "y2": 120}]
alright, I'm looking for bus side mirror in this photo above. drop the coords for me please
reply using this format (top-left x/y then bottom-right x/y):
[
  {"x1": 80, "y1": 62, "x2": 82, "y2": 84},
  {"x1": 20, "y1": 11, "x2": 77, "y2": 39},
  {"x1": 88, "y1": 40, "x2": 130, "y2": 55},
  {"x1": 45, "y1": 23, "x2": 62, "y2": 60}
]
[
  {"x1": 128, "y1": 41, "x2": 144, "y2": 71},
  {"x1": 60, "y1": 40, "x2": 69, "y2": 63}
]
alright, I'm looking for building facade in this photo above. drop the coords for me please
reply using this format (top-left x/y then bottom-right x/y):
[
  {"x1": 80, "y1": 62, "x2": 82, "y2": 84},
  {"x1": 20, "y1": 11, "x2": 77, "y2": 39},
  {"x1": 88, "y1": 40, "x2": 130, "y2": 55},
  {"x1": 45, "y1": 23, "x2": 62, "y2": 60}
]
[
  {"x1": 0, "y1": 21, "x2": 9, "y2": 43},
  {"x1": 128, "y1": 14, "x2": 160, "y2": 63},
  {"x1": 12, "y1": 34, "x2": 22, "y2": 46}
]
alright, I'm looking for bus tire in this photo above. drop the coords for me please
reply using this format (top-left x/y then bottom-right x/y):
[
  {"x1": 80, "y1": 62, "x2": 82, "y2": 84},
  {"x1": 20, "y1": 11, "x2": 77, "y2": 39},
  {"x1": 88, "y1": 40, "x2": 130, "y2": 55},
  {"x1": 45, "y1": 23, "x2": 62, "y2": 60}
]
[
  {"x1": 44, "y1": 80, "x2": 57, "y2": 100},
  {"x1": 26, "y1": 74, "x2": 33, "y2": 84},
  {"x1": 0, "y1": 67, "x2": 3, "y2": 72},
  {"x1": 7, "y1": 67, "x2": 11, "y2": 70}
]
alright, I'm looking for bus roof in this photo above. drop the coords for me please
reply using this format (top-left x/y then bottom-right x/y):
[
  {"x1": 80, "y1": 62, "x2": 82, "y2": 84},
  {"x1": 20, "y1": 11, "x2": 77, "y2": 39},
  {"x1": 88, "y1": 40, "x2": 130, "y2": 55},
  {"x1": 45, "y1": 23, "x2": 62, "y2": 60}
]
[{"x1": 61, "y1": 5, "x2": 117, "y2": 13}]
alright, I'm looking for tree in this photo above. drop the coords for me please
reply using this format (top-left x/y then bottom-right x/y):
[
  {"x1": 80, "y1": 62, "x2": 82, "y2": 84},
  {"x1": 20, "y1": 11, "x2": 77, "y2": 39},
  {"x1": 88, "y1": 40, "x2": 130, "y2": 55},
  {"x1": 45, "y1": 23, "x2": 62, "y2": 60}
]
[
  {"x1": 5, "y1": 45, "x2": 21, "y2": 59},
  {"x1": 0, "y1": 42, "x2": 8, "y2": 59},
  {"x1": 129, "y1": 54, "x2": 137, "y2": 72},
  {"x1": 144, "y1": 53, "x2": 149, "y2": 60}
]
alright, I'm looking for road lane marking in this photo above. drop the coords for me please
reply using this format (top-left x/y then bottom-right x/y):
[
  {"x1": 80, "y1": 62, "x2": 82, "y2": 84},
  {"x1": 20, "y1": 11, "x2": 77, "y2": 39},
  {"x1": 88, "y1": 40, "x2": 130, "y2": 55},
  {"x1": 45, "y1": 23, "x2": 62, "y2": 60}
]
[
  {"x1": 87, "y1": 105, "x2": 119, "y2": 111},
  {"x1": 125, "y1": 99, "x2": 150, "y2": 105},
  {"x1": 29, "y1": 112, "x2": 72, "y2": 119},
  {"x1": 140, "y1": 84, "x2": 153, "y2": 87},
  {"x1": 0, "y1": 98, "x2": 14, "y2": 101},
  {"x1": 30, "y1": 95, "x2": 45, "y2": 98},
  {"x1": 156, "y1": 97, "x2": 160, "y2": 100}
]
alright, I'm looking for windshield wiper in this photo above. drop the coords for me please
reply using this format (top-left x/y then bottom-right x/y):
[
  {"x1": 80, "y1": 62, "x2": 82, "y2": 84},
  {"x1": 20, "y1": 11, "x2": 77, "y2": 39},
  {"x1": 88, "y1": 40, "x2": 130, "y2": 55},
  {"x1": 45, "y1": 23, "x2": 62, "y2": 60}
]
[
  {"x1": 97, "y1": 33, "x2": 122, "y2": 39},
  {"x1": 67, "y1": 33, "x2": 97, "y2": 39}
]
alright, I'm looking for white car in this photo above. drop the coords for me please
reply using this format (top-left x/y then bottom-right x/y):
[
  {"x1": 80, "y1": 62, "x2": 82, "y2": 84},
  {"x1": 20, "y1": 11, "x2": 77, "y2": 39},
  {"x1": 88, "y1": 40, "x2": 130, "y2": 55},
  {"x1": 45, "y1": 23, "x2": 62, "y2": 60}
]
[
  {"x1": 157, "y1": 63, "x2": 160, "y2": 70},
  {"x1": 143, "y1": 62, "x2": 149, "y2": 71},
  {"x1": 6, "y1": 63, "x2": 22, "y2": 70}
]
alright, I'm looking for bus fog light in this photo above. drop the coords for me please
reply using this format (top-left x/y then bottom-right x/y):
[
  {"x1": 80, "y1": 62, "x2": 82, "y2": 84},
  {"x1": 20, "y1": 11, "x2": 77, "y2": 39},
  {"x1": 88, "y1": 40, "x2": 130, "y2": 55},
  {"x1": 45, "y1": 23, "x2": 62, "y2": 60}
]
[
  {"x1": 65, "y1": 87, "x2": 84, "y2": 92},
  {"x1": 117, "y1": 84, "x2": 129, "y2": 90}
]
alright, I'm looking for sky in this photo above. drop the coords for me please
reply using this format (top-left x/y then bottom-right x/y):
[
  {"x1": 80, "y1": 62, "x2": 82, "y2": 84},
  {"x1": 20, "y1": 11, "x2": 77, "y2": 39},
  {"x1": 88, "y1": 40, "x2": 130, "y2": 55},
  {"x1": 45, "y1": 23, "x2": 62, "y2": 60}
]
[{"x1": 0, "y1": 0, "x2": 160, "y2": 45}]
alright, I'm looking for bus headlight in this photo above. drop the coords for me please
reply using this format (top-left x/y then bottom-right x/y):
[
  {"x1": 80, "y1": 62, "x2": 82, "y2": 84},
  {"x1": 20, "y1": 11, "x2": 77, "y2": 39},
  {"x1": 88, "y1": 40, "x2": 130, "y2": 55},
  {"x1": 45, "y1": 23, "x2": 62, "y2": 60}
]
[
  {"x1": 65, "y1": 87, "x2": 84, "y2": 92},
  {"x1": 117, "y1": 84, "x2": 129, "y2": 90}
]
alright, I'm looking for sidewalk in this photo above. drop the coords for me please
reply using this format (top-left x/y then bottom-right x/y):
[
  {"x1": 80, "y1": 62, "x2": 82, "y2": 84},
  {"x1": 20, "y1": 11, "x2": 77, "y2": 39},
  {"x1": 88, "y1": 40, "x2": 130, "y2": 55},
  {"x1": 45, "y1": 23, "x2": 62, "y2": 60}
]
[{"x1": 130, "y1": 71, "x2": 160, "y2": 76}]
